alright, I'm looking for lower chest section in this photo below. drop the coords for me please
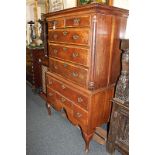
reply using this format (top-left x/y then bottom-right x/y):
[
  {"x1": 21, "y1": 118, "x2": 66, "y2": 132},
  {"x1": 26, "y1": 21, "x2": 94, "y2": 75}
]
[{"x1": 46, "y1": 72, "x2": 114, "y2": 130}]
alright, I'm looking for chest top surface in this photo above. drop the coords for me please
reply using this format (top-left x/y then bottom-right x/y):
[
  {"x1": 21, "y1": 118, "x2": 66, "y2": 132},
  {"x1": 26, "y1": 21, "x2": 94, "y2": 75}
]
[{"x1": 44, "y1": 3, "x2": 129, "y2": 19}]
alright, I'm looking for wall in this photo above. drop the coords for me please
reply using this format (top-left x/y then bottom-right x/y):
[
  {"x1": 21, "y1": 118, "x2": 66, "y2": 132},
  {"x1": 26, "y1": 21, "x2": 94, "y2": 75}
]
[
  {"x1": 26, "y1": 5, "x2": 34, "y2": 21},
  {"x1": 113, "y1": 0, "x2": 129, "y2": 9},
  {"x1": 113, "y1": 0, "x2": 129, "y2": 39},
  {"x1": 26, "y1": 0, "x2": 129, "y2": 44},
  {"x1": 64, "y1": 0, "x2": 76, "y2": 9}
]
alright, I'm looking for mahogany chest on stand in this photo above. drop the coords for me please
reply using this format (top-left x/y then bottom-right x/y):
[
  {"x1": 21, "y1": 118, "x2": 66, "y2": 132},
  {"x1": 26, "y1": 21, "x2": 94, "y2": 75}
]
[{"x1": 44, "y1": 3, "x2": 128, "y2": 151}]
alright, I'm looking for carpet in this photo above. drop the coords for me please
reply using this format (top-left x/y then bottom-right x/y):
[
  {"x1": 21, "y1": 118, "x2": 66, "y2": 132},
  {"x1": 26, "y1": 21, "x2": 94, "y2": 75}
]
[{"x1": 26, "y1": 84, "x2": 121, "y2": 155}]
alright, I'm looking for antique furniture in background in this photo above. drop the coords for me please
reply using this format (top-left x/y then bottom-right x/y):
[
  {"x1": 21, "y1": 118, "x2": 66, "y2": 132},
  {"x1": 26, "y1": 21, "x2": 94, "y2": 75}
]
[
  {"x1": 26, "y1": 47, "x2": 33, "y2": 84},
  {"x1": 106, "y1": 39, "x2": 129, "y2": 155},
  {"x1": 26, "y1": 47, "x2": 49, "y2": 93},
  {"x1": 45, "y1": 3, "x2": 128, "y2": 151},
  {"x1": 27, "y1": 20, "x2": 35, "y2": 42}
]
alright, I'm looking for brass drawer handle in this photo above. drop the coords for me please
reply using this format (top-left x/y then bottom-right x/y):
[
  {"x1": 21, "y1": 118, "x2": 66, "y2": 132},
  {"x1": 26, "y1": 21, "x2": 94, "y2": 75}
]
[
  {"x1": 54, "y1": 65, "x2": 58, "y2": 69},
  {"x1": 63, "y1": 31, "x2": 68, "y2": 36},
  {"x1": 72, "y1": 52, "x2": 79, "y2": 58},
  {"x1": 38, "y1": 58, "x2": 42, "y2": 62},
  {"x1": 77, "y1": 97, "x2": 83, "y2": 103},
  {"x1": 61, "y1": 84, "x2": 66, "y2": 89},
  {"x1": 76, "y1": 112, "x2": 82, "y2": 118},
  {"x1": 73, "y1": 18, "x2": 80, "y2": 25},
  {"x1": 53, "y1": 49, "x2": 58, "y2": 55},
  {"x1": 72, "y1": 34, "x2": 79, "y2": 40},
  {"x1": 52, "y1": 20, "x2": 58, "y2": 29},
  {"x1": 61, "y1": 97, "x2": 66, "y2": 103},
  {"x1": 63, "y1": 47, "x2": 68, "y2": 51},
  {"x1": 72, "y1": 72, "x2": 78, "y2": 77},
  {"x1": 48, "y1": 93, "x2": 53, "y2": 97},
  {"x1": 63, "y1": 63, "x2": 68, "y2": 68},
  {"x1": 52, "y1": 20, "x2": 58, "y2": 25}
]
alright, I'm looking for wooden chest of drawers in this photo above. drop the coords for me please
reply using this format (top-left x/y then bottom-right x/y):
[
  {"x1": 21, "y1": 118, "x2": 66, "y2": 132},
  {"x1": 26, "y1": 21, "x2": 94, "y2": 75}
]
[
  {"x1": 45, "y1": 3, "x2": 128, "y2": 151},
  {"x1": 26, "y1": 47, "x2": 33, "y2": 83},
  {"x1": 26, "y1": 47, "x2": 49, "y2": 93}
]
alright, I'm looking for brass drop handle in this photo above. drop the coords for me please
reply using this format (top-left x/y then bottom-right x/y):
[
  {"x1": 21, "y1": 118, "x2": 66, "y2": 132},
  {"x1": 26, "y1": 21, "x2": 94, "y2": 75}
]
[
  {"x1": 61, "y1": 84, "x2": 66, "y2": 89},
  {"x1": 76, "y1": 112, "x2": 82, "y2": 118},
  {"x1": 61, "y1": 97, "x2": 66, "y2": 103},
  {"x1": 52, "y1": 20, "x2": 58, "y2": 29},
  {"x1": 53, "y1": 49, "x2": 58, "y2": 55},
  {"x1": 63, "y1": 31, "x2": 68, "y2": 36},
  {"x1": 77, "y1": 97, "x2": 83, "y2": 103},
  {"x1": 72, "y1": 34, "x2": 79, "y2": 40},
  {"x1": 38, "y1": 58, "x2": 42, "y2": 63},
  {"x1": 52, "y1": 20, "x2": 58, "y2": 25},
  {"x1": 73, "y1": 18, "x2": 80, "y2": 25},
  {"x1": 48, "y1": 93, "x2": 53, "y2": 97},
  {"x1": 72, "y1": 52, "x2": 79, "y2": 58},
  {"x1": 72, "y1": 72, "x2": 78, "y2": 77}
]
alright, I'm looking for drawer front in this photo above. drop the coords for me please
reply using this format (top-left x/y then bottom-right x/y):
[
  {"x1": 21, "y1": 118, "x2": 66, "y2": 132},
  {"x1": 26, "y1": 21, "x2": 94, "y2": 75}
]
[
  {"x1": 46, "y1": 74, "x2": 88, "y2": 110},
  {"x1": 48, "y1": 29, "x2": 89, "y2": 46},
  {"x1": 73, "y1": 104, "x2": 88, "y2": 126},
  {"x1": 48, "y1": 18, "x2": 64, "y2": 29},
  {"x1": 49, "y1": 59, "x2": 88, "y2": 86},
  {"x1": 49, "y1": 44, "x2": 88, "y2": 66},
  {"x1": 33, "y1": 52, "x2": 44, "y2": 63},
  {"x1": 56, "y1": 93, "x2": 72, "y2": 109},
  {"x1": 47, "y1": 87, "x2": 56, "y2": 105},
  {"x1": 65, "y1": 16, "x2": 90, "y2": 27}
]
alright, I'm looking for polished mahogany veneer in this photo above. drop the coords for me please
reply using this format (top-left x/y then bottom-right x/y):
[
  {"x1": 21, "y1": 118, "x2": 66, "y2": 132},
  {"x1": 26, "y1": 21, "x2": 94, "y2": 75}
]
[{"x1": 44, "y1": 3, "x2": 128, "y2": 151}]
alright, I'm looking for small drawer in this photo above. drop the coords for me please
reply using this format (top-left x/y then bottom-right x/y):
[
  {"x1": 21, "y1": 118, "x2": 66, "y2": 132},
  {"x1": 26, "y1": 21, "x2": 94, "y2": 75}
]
[
  {"x1": 48, "y1": 29, "x2": 89, "y2": 46},
  {"x1": 49, "y1": 58, "x2": 88, "y2": 87},
  {"x1": 46, "y1": 87, "x2": 56, "y2": 105},
  {"x1": 33, "y1": 54, "x2": 44, "y2": 63},
  {"x1": 48, "y1": 18, "x2": 64, "y2": 29},
  {"x1": 48, "y1": 44, "x2": 89, "y2": 66},
  {"x1": 65, "y1": 15, "x2": 90, "y2": 27},
  {"x1": 73, "y1": 104, "x2": 88, "y2": 126},
  {"x1": 56, "y1": 93, "x2": 72, "y2": 109}
]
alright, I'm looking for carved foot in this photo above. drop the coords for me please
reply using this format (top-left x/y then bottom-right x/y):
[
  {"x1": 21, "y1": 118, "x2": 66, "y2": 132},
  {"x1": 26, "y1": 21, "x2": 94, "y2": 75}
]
[
  {"x1": 46, "y1": 103, "x2": 51, "y2": 115},
  {"x1": 82, "y1": 132, "x2": 94, "y2": 152}
]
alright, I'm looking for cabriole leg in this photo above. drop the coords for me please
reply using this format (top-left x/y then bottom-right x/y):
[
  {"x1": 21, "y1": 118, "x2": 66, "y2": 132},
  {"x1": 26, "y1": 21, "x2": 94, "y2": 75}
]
[
  {"x1": 46, "y1": 103, "x2": 51, "y2": 115},
  {"x1": 82, "y1": 132, "x2": 94, "y2": 152}
]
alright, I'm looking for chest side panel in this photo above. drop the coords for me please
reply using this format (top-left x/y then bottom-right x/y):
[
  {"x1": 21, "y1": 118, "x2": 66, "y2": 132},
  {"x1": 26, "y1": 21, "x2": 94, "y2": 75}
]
[{"x1": 93, "y1": 13, "x2": 128, "y2": 89}]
